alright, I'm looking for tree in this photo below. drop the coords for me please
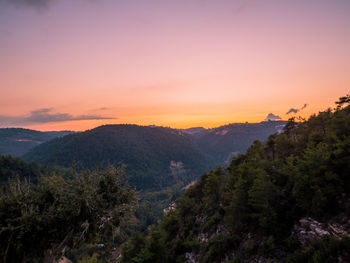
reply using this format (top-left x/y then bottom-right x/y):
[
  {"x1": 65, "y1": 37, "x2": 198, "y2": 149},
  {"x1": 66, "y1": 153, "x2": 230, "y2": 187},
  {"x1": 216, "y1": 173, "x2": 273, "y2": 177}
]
[
  {"x1": 335, "y1": 94, "x2": 350, "y2": 109},
  {"x1": 248, "y1": 171, "x2": 280, "y2": 231}
]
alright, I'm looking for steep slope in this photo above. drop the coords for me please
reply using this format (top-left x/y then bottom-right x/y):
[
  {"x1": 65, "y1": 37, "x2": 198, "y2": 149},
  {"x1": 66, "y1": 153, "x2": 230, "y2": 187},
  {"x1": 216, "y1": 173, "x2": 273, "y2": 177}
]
[
  {"x1": 0, "y1": 128, "x2": 73, "y2": 157},
  {"x1": 183, "y1": 121, "x2": 286, "y2": 166},
  {"x1": 23, "y1": 124, "x2": 211, "y2": 190},
  {"x1": 121, "y1": 97, "x2": 350, "y2": 263}
]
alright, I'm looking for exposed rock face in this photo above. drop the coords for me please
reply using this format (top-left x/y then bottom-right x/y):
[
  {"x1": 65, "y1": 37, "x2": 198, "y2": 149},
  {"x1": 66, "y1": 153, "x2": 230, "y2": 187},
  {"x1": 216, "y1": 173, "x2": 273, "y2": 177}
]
[
  {"x1": 185, "y1": 252, "x2": 197, "y2": 263},
  {"x1": 293, "y1": 217, "x2": 350, "y2": 245},
  {"x1": 198, "y1": 232, "x2": 209, "y2": 243},
  {"x1": 163, "y1": 202, "x2": 176, "y2": 214}
]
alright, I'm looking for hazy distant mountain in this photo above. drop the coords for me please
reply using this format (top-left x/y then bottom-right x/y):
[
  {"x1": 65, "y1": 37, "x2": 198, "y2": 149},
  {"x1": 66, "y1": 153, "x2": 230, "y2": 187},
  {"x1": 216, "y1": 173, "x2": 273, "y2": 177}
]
[
  {"x1": 0, "y1": 128, "x2": 73, "y2": 157},
  {"x1": 23, "y1": 124, "x2": 211, "y2": 190},
  {"x1": 182, "y1": 121, "x2": 287, "y2": 166},
  {"x1": 5, "y1": 120, "x2": 285, "y2": 174}
]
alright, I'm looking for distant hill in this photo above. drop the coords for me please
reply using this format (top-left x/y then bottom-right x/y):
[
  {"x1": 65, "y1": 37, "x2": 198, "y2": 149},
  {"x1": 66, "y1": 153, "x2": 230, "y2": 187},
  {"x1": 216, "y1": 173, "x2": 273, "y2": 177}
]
[
  {"x1": 181, "y1": 121, "x2": 286, "y2": 166},
  {"x1": 0, "y1": 128, "x2": 73, "y2": 157},
  {"x1": 23, "y1": 124, "x2": 211, "y2": 190}
]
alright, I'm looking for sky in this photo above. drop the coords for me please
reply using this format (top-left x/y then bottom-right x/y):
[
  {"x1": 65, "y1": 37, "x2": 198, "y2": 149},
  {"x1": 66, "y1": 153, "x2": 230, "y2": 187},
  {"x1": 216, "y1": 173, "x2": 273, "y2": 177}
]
[{"x1": 0, "y1": 0, "x2": 349, "y2": 131}]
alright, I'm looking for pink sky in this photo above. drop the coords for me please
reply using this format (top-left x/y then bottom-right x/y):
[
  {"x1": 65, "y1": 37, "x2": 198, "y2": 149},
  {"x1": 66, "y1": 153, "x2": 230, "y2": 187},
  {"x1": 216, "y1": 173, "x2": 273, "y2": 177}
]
[{"x1": 0, "y1": 0, "x2": 349, "y2": 131}]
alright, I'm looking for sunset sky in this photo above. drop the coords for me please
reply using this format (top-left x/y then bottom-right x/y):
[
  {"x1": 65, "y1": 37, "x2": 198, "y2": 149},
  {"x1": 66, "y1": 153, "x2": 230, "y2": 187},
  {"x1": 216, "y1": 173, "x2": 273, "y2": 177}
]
[{"x1": 0, "y1": 0, "x2": 349, "y2": 131}]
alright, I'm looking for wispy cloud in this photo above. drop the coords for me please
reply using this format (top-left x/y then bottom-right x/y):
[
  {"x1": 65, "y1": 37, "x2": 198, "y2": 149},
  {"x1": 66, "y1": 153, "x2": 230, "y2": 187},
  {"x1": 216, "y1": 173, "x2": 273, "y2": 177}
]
[
  {"x1": 0, "y1": 0, "x2": 94, "y2": 10},
  {"x1": 97, "y1": 107, "x2": 110, "y2": 111},
  {"x1": 286, "y1": 103, "x2": 308, "y2": 115},
  {"x1": 0, "y1": 108, "x2": 115, "y2": 127},
  {"x1": 264, "y1": 113, "x2": 282, "y2": 121}
]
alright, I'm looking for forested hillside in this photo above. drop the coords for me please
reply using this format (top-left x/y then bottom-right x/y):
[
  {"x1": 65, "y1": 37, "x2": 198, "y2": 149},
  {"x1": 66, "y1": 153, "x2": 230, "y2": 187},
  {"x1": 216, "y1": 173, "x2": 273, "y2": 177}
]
[
  {"x1": 121, "y1": 96, "x2": 350, "y2": 263},
  {"x1": 184, "y1": 121, "x2": 286, "y2": 166},
  {"x1": 0, "y1": 128, "x2": 72, "y2": 157},
  {"x1": 21, "y1": 125, "x2": 214, "y2": 233},
  {"x1": 23, "y1": 125, "x2": 211, "y2": 191}
]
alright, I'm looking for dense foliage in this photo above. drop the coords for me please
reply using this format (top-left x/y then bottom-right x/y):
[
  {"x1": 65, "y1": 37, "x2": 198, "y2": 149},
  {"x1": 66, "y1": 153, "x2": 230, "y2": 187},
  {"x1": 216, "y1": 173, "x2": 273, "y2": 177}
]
[
  {"x1": 121, "y1": 96, "x2": 350, "y2": 262},
  {"x1": 0, "y1": 155, "x2": 42, "y2": 184},
  {"x1": 23, "y1": 125, "x2": 211, "y2": 191},
  {"x1": 0, "y1": 166, "x2": 135, "y2": 263},
  {"x1": 0, "y1": 128, "x2": 72, "y2": 157}
]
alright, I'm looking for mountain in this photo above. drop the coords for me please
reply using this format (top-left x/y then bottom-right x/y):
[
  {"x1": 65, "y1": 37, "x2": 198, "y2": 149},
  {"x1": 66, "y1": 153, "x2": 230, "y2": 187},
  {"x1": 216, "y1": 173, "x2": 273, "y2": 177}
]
[
  {"x1": 20, "y1": 121, "x2": 287, "y2": 189},
  {"x1": 0, "y1": 128, "x2": 73, "y2": 157},
  {"x1": 121, "y1": 98, "x2": 350, "y2": 262},
  {"x1": 181, "y1": 121, "x2": 286, "y2": 166},
  {"x1": 23, "y1": 124, "x2": 211, "y2": 191}
]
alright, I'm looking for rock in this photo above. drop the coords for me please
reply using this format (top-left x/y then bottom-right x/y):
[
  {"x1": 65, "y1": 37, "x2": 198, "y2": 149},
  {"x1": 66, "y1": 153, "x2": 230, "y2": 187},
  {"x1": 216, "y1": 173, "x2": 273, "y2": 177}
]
[
  {"x1": 293, "y1": 217, "x2": 349, "y2": 245},
  {"x1": 185, "y1": 252, "x2": 197, "y2": 263},
  {"x1": 198, "y1": 232, "x2": 209, "y2": 243}
]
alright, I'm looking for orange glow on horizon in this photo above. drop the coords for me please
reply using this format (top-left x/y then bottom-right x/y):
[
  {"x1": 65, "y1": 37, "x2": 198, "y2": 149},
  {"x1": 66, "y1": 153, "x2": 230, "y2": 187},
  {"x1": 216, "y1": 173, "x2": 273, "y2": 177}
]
[{"x1": 0, "y1": 1, "x2": 349, "y2": 131}]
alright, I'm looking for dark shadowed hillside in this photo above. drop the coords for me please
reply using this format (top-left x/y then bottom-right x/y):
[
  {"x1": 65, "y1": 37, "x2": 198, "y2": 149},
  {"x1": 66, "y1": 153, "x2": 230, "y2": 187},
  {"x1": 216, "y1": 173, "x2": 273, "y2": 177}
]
[
  {"x1": 0, "y1": 155, "x2": 41, "y2": 184},
  {"x1": 0, "y1": 155, "x2": 72, "y2": 185},
  {"x1": 182, "y1": 121, "x2": 286, "y2": 166},
  {"x1": 0, "y1": 128, "x2": 73, "y2": 157},
  {"x1": 23, "y1": 124, "x2": 211, "y2": 191}
]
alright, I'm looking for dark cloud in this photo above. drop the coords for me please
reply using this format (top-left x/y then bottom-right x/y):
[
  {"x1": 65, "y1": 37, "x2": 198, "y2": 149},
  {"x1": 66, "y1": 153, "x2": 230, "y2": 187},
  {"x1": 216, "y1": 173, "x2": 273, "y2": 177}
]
[
  {"x1": 1, "y1": 0, "x2": 97, "y2": 10},
  {"x1": 0, "y1": 108, "x2": 115, "y2": 127},
  {"x1": 286, "y1": 103, "x2": 308, "y2": 115},
  {"x1": 264, "y1": 113, "x2": 282, "y2": 121},
  {"x1": 286, "y1": 108, "x2": 299, "y2": 114},
  {"x1": 0, "y1": 0, "x2": 54, "y2": 10}
]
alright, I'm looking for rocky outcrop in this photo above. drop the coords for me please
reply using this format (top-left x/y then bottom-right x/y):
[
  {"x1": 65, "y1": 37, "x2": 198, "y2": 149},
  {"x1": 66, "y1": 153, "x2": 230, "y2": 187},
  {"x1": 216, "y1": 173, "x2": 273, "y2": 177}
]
[
  {"x1": 293, "y1": 217, "x2": 350, "y2": 245},
  {"x1": 185, "y1": 252, "x2": 197, "y2": 263}
]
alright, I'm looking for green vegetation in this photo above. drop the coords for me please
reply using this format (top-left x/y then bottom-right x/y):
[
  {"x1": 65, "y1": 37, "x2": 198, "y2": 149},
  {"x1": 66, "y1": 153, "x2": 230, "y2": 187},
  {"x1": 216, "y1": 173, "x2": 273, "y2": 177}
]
[
  {"x1": 1, "y1": 96, "x2": 349, "y2": 262},
  {"x1": 0, "y1": 155, "x2": 42, "y2": 184},
  {"x1": 0, "y1": 155, "x2": 70, "y2": 185},
  {"x1": 121, "y1": 95, "x2": 350, "y2": 262},
  {"x1": 0, "y1": 166, "x2": 135, "y2": 263},
  {"x1": 23, "y1": 125, "x2": 211, "y2": 191},
  {"x1": 22, "y1": 125, "x2": 213, "y2": 232}
]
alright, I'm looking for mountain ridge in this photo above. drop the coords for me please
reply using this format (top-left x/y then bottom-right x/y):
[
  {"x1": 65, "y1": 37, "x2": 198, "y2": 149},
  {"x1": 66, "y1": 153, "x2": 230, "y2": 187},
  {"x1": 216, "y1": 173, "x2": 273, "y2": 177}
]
[
  {"x1": 0, "y1": 128, "x2": 73, "y2": 157},
  {"x1": 22, "y1": 124, "x2": 211, "y2": 191}
]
